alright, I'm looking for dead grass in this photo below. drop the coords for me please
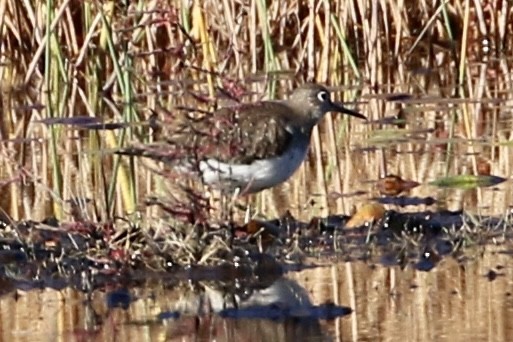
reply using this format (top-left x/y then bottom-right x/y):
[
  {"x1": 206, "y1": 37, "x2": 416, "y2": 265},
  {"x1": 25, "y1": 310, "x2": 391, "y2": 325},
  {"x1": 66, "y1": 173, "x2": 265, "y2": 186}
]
[{"x1": 0, "y1": 1, "x2": 511, "y2": 223}]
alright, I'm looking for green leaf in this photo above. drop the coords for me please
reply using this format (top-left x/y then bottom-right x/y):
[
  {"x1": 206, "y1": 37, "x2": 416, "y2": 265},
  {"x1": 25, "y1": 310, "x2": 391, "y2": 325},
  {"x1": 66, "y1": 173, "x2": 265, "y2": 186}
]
[{"x1": 429, "y1": 175, "x2": 507, "y2": 189}]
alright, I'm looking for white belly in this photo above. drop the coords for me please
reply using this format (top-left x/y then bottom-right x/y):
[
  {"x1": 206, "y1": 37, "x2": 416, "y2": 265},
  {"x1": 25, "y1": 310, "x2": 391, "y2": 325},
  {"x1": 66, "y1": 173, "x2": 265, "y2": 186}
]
[{"x1": 199, "y1": 143, "x2": 309, "y2": 193}]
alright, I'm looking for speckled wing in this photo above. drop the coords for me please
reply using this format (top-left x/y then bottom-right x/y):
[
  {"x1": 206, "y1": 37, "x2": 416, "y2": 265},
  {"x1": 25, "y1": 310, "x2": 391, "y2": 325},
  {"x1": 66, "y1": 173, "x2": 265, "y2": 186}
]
[
  {"x1": 163, "y1": 101, "x2": 295, "y2": 165},
  {"x1": 118, "y1": 101, "x2": 295, "y2": 168}
]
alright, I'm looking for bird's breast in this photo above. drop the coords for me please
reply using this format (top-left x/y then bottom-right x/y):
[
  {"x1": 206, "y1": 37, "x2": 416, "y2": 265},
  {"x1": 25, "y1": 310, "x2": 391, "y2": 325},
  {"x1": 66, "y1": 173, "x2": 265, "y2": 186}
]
[{"x1": 199, "y1": 136, "x2": 310, "y2": 193}]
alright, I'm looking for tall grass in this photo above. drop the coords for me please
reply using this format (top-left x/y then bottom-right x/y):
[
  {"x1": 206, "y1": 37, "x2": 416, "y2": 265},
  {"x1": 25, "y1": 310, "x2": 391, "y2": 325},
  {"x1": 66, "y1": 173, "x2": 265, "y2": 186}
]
[{"x1": 0, "y1": 0, "x2": 511, "y2": 222}]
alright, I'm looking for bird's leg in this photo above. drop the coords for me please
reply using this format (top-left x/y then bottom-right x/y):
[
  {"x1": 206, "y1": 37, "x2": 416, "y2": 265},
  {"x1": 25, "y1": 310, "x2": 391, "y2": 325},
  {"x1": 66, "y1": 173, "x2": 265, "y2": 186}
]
[
  {"x1": 237, "y1": 177, "x2": 258, "y2": 223},
  {"x1": 228, "y1": 191, "x2": 254, "y2": 225},
  {"x1": 218, "y1": 186, "x2": 239, "y2": 222},
  {"x1": 238, "y1": 177, "x2": 256, "y2": 197},
  {"x1": 220, "y1": 186, "x2": 254, "y2": 224},
  {"x1": 243, "y1": 196, "x2": 252, "y2": 224},
  {"x1": 226, "y1": 187, "x2": 241, "y2": 222}
]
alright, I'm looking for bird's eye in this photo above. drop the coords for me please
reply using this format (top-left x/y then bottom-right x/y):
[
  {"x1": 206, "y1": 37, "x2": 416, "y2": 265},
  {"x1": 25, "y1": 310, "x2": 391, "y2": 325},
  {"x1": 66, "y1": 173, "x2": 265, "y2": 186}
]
[{"x1": 317, "y1": 90, "x2": 329, "y2": 102}]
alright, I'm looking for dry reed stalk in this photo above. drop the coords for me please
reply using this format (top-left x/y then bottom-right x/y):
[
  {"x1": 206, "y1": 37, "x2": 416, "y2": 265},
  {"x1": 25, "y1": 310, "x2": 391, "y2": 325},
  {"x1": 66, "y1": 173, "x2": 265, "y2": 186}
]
[{"x1": 0, "y1": 0, "x2": 511, "y2": 221}]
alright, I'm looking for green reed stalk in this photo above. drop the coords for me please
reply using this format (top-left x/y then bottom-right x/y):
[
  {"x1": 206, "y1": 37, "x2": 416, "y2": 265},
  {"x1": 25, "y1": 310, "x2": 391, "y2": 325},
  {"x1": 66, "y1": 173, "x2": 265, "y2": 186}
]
[
  {"x1": 100, "y1": 7, "x2": 137, "y2": 217},
  {"x1": 45, "y1": 0, "x2": 63, "y2": 219},
  {"x1": 256, "y1": 0, "x2": 277, "y2": 97},
  {"x1": 331, "y1": 14, "x2": 360, "y2": 79}
]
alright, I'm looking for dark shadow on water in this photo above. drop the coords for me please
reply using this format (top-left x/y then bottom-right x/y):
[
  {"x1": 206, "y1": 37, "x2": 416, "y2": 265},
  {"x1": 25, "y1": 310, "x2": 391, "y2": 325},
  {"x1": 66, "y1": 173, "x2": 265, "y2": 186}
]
[{"x1": 0, "y1": 207, "x2": 511, "y2": 293}]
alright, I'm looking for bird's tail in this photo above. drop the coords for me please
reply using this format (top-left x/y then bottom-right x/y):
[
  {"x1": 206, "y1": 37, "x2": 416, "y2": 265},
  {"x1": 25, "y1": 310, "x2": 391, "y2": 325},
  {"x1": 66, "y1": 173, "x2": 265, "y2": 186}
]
[
  {"x1": 115, "y1": 144, "x2": 198, "y2": 174},
  {"x1": 115, "y1": 146, "x2": 157, "y2": 159}
]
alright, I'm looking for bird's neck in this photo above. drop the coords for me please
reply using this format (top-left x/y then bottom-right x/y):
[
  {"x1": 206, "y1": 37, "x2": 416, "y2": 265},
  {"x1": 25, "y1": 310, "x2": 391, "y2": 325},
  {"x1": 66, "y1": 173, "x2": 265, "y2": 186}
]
[{"x1": 287, "y1": 122, "x2": 316, "y2": 141}]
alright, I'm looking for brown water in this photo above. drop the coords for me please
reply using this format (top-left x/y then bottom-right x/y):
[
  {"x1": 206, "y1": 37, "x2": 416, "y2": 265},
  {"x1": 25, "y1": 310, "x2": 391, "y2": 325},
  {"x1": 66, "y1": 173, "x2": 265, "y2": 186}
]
[{"x1": 2, "y1": 244, "x2": 512, "y2": 342}]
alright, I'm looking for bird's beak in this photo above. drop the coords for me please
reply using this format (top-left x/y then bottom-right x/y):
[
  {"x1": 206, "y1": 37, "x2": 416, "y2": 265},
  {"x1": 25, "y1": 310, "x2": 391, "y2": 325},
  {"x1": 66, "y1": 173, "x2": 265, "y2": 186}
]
[{"x1": 329, "y1": 101, "x2": 366, "y2": 120}]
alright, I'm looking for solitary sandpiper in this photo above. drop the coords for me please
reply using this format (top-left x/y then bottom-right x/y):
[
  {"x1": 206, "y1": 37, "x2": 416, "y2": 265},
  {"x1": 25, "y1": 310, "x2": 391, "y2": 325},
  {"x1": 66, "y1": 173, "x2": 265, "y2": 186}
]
[{"x1": 118, "y1": 84, "x2": 366, "y2": 194}]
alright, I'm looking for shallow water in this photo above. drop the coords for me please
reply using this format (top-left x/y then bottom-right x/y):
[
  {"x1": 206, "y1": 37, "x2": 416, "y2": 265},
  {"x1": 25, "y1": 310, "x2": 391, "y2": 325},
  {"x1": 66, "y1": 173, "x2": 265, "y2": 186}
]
[
  {"x1": 1, "y1": 1, "x2": 513, "y2": 341},
  {"x1": 2, "y1": 243, "x2": 512, "y2": 342}
]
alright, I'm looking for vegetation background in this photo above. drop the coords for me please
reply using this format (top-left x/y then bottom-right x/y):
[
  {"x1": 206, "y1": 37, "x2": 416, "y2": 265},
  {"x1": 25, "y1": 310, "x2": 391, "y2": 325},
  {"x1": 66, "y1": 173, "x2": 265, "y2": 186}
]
[
  {"x1": 1, "y1": 2, "x2": 513, "y2": 340},
  {"x1": 0, "y1": 0, "x2": 511, "y2": 223}
]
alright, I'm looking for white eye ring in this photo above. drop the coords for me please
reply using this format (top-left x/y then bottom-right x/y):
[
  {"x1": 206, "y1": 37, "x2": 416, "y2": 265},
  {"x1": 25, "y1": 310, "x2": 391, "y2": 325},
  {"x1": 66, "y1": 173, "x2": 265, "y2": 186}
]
[{"x1": 317, "y1": 90, "x2": 329, "y2": 102}]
